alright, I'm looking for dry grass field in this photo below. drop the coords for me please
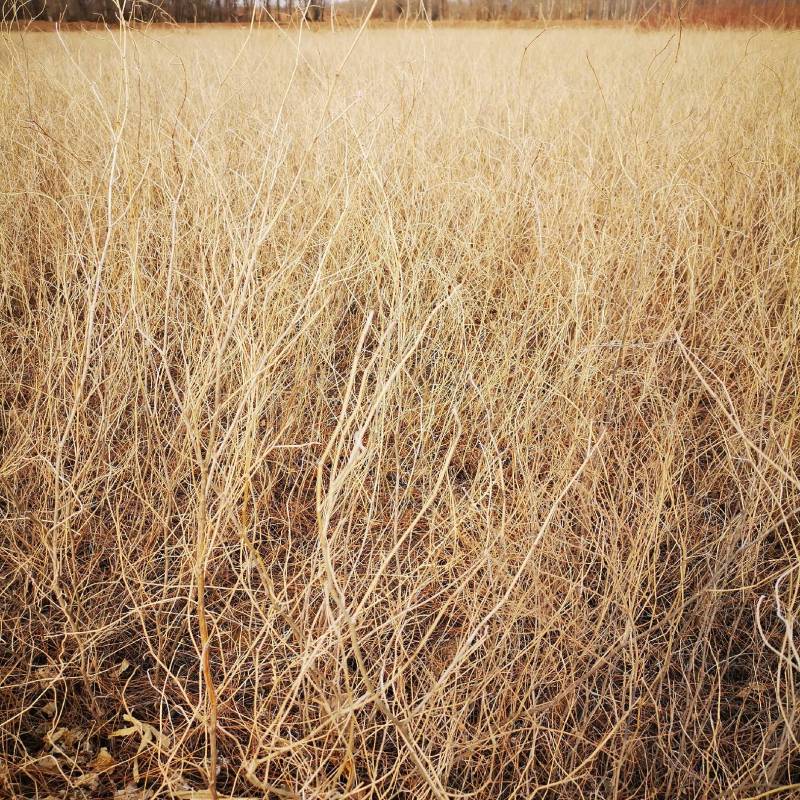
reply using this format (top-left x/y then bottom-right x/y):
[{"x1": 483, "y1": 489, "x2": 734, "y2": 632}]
[{"x1": 1, "y1": 20, "x2": 799, "y2": 800}]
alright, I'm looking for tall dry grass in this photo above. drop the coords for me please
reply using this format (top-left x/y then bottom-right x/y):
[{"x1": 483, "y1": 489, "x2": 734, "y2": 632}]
[{"x1": 1, "y1": 20, "x2": 799, "y2": 800}]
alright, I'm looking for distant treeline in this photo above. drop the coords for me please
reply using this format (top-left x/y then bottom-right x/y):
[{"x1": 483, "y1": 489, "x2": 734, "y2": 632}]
[
  {"x1": 367, "y1": 0, "x2": 800, "y2": 23},
  {"x1": 5, "y1": 0, "x2": 323, "y2": 22},
  {"x1": 5, "y1": 0, "x2": 799, "y2": 26}
]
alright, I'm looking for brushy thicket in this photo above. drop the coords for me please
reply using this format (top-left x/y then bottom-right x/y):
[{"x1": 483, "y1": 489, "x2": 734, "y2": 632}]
[{"x1": 1, "y1": 22, "x2": 799, "y2": 800}]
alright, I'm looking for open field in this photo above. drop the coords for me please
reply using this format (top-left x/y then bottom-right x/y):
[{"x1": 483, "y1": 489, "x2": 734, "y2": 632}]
[{"x1": 1, "y1": 22, "x2": 799, "y2": 800}]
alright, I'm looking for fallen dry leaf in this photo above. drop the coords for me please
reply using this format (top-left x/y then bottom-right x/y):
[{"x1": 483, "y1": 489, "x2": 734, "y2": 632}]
[
  {"x1": 114, "y1": 783, "x2": 153, "y2": 799},
  {"x1": 41, "y1": 701, "x2": 57, "y2": 717},
  {"x1": 109, "y1": 714, "x2": 169, "y2": 782},
  {"x1": 74, "y1": 771, "x2": 101, "y2": 791},
  {"x1": 92, "y1": 746, "x2": 115, "y2": 770},
  {"x1": 45, "y1": 727, "x2": 67, "y2": 748},
  {"x1": 110, "y1": 714, "x2": 170, "y2": 749},
  {"x1": 35, "y1": 754, "x2": 60, "y2": 775}
]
